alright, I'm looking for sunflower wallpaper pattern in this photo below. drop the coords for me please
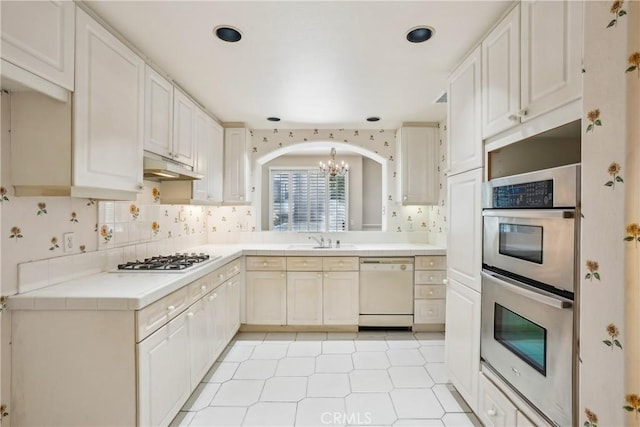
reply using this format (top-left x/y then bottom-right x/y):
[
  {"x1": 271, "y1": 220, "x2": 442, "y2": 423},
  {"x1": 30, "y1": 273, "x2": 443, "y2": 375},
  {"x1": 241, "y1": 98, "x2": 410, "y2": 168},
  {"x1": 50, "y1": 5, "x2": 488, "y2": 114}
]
[{"x1": 580, "y1": 1, "x2": 639, "y2": 426}]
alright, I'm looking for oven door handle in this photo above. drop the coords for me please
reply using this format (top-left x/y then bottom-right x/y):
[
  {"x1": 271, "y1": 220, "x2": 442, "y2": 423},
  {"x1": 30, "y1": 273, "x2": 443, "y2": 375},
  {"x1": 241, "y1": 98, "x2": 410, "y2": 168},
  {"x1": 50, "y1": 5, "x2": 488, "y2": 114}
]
[
  {"x1": 481, "y1": 271, "x2": 573, "y2": 309},
  {"x1": 482, "y1": 209, "x2": 574, "y2": 219}
]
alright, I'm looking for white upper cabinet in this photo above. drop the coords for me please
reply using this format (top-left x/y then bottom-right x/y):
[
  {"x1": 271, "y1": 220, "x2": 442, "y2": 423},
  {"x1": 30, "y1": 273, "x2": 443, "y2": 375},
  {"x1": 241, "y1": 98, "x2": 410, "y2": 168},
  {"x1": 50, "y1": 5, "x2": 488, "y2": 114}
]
[
  {"x1": 482, "y1": 5, "x2": 521, "y2": 138},
  {"x1": 144, "y1": 65, "x2": 173, "y2": 158},
  {"x1": 74, "y1": 7, "x2": 144, "y2": 198},
  {"x1": 224, "y1": 127, "x2": 251, "y2": 204},
  {"x1": 172, "y1": 89, "x2": 197, "y2": 167},
  {"x1": 520, "y1": 0, "x2": 583, "y2": 122},
  {"x1": 447, "y1": 46, "x2": 482, "y2": 176},
  {"x1": 1, "y1": 1, "x2": 75, "y2": 91},
  {"x1": 193, "y1": 111, "x2": 224, "y2": 203},
  {"x1": 396, "y1": 126, "x2": 438, "y2": 205}
]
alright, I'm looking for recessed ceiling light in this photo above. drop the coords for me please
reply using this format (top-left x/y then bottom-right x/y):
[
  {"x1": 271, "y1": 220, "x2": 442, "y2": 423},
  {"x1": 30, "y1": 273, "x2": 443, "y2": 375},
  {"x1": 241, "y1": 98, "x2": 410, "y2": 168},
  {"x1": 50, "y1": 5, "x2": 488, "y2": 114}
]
[
  {"x1": 267, "y1": 117, "x2": 281, "y2": 122},
  {"x1": 406, "y1": 26, "x2": 434, "y2": 43},
  {"x1": 366, "y1": 117, "x2": 381, "y2": 122},
  {"x1": 214, "y1": 26, "x2": 242, "y2": 43}
]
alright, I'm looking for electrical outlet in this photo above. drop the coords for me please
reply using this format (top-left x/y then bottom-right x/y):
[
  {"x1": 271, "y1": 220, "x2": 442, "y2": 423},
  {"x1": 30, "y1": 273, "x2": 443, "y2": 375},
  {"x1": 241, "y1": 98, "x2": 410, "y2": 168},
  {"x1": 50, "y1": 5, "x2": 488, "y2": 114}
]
[{"x1": 63, "y1": 232, "x2": 75, "y2": 252}]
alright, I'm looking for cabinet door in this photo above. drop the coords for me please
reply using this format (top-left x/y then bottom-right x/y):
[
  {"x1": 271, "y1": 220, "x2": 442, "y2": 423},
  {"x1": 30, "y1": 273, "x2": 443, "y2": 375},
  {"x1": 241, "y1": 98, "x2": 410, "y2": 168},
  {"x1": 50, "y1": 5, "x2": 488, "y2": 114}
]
[
  {"x1": 447, "y1": 46, "x2": 482, "y2": 175},
  {"x1": 211, "y1": 284, "x2": 227, "y2": 359},
  {"x1": 287, "y1": 272, "x2": 323, "y2": 325},
  {"x1": 482, "y1": 5, "x2": 520, "y2": 138},
  {"x1": 447, "y1": 168, "x2": 483, "y2": 292},
  {"x1": 323, "y1": 271, "x2": 359, "y2": 325},
  {"x1": 186, "y1": 298, "x2": 211, "y2": 389},
  {"x1": 74, "y1": 8, "x2": 144, "y2": 193},
  {"x1": 172, "y1": 89, "x2": 196, "y2": 167},
  {"x1": 208, "y1": 119, "x2": 224, "y2": 203},
  {"x1": 1, "y1": 0, "x2": 75, "y2": 90},
  {"x1": 521, "y1": 0, "x2": 583, "y2": 121},
  {"x1": 144, "y1": 65, "x2": 173, "y2": 158},
  {"x1": 138, "y1": 311, "x2": 190, "y2": 427},
  {"x1": 192, "y1": 109, "x2": 211, "y2": 202},
  {"x1": 246, "y1": 271, "x2": 286, "y2": 325},
  {"x1": 444, "y1": 277, "x2": 481, "y2": 413},
  {"x1": 224, "y1": 127, "x2": 250, "y2": 203},
  {"x1": 478, "y1": 373, "x2": 518, "y2": 427},
  {"x1": 397, "y1": 126, "x2": 438, "y2": 205},
  {"x1": 225, "y1": 276, "x2": 241, "y2": 341}
]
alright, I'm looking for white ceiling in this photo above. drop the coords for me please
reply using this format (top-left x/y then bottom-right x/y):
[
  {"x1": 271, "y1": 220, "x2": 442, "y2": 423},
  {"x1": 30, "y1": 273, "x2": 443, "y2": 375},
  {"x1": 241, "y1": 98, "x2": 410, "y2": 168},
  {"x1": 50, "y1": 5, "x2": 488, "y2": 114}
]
[{"x1": 85, "y1": 1, "x2": 512, "y2": 130}]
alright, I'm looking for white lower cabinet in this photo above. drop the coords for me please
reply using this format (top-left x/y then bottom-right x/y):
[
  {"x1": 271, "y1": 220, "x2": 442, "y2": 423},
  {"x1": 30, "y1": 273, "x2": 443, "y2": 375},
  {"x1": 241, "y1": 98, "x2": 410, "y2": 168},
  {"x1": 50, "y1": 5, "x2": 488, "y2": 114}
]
[
  {"x1": 211, "y1": 284, "x2": 227, "y2": 359},
  {"x1": 444, "y1": 277, "x2": 481, "y2": 413},
  {"x1": 323, "y1": 271, "x2": 359, "y2": 325},
  {"x1": 246, "y1": 271, "x2": 287, "y2": 325},
  {"x1": 225, "y1": 275, "x2": 241, "y2": 339},
  {"x1": 187, "y1": 298, "x2": 212, "y2": 389},
  {"x1": 478, "y1": 372, "x2": 517, "y2": 427},
  {"x1": 287, "y1": 272, "x2": 323, "y2": 325},
  {"x1": 138, "y1": 310, "x2": 191, "y2": 427}
]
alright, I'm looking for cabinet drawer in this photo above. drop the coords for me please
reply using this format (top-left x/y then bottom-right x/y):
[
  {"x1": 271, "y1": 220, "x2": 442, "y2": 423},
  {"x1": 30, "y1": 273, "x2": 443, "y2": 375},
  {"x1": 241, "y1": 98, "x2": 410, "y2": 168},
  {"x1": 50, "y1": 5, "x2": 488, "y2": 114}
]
[
  {"x1": 415, "y1": 256, "x2": 446, "y2": 270},
  {"x1": 136, "y1": 286, "x2": 190, "y2": 342},
  {"x1": 211, "y1": 267, "x2": 226, "y2": 288},
  {"x1": 188, "y1": 275, "x2": 214, "y2": 305},
  {"x1": 478, "y1": 373, "x2": 517, "y2": 427},
  {"x1": 287, "y1": 257, "x2": 323, "y2": 271},
  {"x1": 414, "y1": 299, "x2": 445, "y2": 324},
  {"x1": 415, "y1": 284, "x2": 446, "y2": 299},
  {"x1": 225, "y1": 259, "x2": 241, "y2": 278},
  {"x1": 415, "y1": 270, "x2": 447, "y2": 285},
  {"x1": 323, "y1": 257, "x2": 359, "y2": 271},
  {"x1": 246, "y1": 256, "x2": 286, "y2": 271}
]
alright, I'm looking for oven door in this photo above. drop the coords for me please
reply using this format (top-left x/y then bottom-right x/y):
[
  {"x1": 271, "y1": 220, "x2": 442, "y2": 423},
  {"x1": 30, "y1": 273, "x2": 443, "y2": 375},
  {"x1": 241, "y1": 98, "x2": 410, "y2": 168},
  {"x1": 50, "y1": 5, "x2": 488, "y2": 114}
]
[
  {"x1": 482, "y1": 209, "x2": 575, "y2": 293},
  {"x1": 481, "y1": 270, "x2": 573, "y2": 426}
]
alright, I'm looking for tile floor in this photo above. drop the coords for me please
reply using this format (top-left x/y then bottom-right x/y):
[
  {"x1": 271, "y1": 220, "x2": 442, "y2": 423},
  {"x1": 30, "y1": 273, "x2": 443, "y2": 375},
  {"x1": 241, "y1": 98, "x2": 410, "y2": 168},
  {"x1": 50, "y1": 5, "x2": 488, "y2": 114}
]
[{"x1": 171, "y1": 331, "x2": 482, "y2": 427}]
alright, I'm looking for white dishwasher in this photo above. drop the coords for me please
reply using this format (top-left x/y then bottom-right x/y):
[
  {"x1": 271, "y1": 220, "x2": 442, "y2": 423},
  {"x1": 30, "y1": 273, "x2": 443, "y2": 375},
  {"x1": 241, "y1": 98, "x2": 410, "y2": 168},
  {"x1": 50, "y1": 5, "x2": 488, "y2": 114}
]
[{"x1": 359, "y1": 257, "x2": 414, "y2": 327}]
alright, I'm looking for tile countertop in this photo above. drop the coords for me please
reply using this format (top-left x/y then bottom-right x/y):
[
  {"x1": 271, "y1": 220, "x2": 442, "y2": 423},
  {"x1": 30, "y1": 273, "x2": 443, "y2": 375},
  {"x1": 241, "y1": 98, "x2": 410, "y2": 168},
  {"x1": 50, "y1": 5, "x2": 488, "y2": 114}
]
[{"x1": 8, "y1": 243, "x2": 445, "y2": 312}]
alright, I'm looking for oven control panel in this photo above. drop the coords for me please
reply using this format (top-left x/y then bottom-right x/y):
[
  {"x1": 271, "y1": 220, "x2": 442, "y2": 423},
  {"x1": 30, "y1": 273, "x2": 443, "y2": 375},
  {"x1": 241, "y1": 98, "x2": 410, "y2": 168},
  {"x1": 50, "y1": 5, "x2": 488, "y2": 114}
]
[{"x1": 492, "y1": 179, "x2": 554, "y2": 208}]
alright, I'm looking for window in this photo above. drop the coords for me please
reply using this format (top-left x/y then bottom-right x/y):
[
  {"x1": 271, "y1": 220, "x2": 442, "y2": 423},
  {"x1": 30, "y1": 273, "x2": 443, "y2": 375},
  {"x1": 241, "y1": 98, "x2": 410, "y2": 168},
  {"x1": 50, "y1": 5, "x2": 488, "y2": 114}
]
[{"x1": 270, "y1": 169, "x2": 348, "y2": 232}]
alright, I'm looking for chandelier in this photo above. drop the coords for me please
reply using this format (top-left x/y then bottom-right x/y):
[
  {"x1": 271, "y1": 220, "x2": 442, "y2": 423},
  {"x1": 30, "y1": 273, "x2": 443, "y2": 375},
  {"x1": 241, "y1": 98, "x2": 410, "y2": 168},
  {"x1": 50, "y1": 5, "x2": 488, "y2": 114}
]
[{"x1": 319, "y1": 148, "x2": 349, "y2": 177}]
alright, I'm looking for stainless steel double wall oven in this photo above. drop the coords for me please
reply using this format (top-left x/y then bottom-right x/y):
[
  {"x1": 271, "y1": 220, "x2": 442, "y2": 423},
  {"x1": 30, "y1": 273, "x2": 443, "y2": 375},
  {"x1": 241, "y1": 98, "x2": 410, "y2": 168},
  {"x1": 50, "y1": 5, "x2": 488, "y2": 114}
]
[{"x1": 481, "y1": 164, "x2": 579, "y2": 427}]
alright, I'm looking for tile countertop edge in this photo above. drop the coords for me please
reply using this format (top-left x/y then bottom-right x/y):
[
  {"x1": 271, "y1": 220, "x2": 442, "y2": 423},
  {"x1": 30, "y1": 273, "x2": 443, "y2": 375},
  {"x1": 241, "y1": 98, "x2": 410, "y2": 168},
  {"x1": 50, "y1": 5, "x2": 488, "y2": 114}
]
[{"x1": 8, "y1": 244, "x2": 445, "y2": 311}]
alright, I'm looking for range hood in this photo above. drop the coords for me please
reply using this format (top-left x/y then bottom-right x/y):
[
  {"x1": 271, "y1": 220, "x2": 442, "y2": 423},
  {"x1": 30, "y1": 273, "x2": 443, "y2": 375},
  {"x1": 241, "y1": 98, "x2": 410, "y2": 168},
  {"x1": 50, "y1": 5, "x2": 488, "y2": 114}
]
[{"x1": 143, "y1": 155, "x2": 203, "y2": 181}]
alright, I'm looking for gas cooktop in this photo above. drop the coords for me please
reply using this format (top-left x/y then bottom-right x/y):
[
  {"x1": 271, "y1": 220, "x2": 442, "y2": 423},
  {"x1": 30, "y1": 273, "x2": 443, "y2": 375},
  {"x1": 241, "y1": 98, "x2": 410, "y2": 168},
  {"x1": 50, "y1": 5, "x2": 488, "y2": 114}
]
[{"x1": 116, "y1": 253, "x2": 220, "y2": 272}]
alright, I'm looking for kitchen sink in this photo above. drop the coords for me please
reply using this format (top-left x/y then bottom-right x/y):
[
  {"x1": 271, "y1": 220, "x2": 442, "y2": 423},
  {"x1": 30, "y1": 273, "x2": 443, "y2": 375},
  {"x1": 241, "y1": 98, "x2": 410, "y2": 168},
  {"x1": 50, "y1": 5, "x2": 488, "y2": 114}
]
[{"x1": 287, "y1": 244, "x2": 357, "y2": 250}]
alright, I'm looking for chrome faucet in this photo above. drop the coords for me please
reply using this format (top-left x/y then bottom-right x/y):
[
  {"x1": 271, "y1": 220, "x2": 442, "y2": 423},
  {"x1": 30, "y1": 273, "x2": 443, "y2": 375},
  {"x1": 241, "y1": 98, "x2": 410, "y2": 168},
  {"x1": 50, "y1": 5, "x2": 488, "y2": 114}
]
[{"x1": 308, "y1": 235, "x2": 324, "y2": 248}]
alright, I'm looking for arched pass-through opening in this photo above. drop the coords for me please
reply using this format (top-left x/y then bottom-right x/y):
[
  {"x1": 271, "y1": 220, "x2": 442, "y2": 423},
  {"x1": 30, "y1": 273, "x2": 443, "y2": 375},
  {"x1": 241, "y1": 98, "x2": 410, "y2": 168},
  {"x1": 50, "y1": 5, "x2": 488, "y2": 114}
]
[{"x1": 253, "y1": 141, "x2": 388, "y2": 232}]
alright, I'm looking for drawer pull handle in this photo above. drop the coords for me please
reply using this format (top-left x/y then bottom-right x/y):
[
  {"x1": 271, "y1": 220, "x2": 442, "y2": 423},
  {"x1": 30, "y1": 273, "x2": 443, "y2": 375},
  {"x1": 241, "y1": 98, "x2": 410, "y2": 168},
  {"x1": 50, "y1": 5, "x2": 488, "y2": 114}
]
[
  {"x1": 187, "y1": 312, "x2": 194, "y2": 318},
  {"x1": 429, "y1": 276, "x2": 434, "y2": 281},
  {"x1": 324, "y1": 273, "x2": 328, "y2": 278},
  {"x1": 428, "y1": 291, "x2": 433, "y2": 296},
  {"x1": 213, "y1": 293, "x2": 218, "y2": 299},
  {"x1": 429, "y1": 261, "x2": 434, "y2": 266},
  {"x1": 442, "y1": 279, "x2": 449, "y2": 285},
  {"x1": 317, "y1": 273, "x2": 322, "y2": 278},
  {"x1": 511, "y1": 366, "x2": 521, "y2": 376},
  {"x1": 201, "y1": 285, "x2": 207, "y2": 291},
  {"x1": 208, "y1": 295, "x2": 215, "y2": 301},
  {"x1": 487, "y1": 408, "x2": 497, "y2": 417},
  {"x1": 428, "y1": 310, "x2": 433, "y2": 315},
  {"x1": 263, "y1": 262, "x2": 267, "y2": 267},
  {"x1": 167, "y1": 305, "x2": 175, "y2": 311},
  {"x1": 219, "y1": 274, "x2": 224, "y2": 280},
  {"x1": 281, "y1": 273, "x2": 285, "y2": 278}
]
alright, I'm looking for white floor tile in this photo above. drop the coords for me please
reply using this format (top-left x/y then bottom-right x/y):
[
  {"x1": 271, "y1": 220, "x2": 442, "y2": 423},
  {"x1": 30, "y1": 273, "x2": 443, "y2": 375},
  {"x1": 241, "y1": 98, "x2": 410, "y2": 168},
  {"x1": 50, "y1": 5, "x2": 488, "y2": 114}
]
[
  {"x1": 354, "y1": 340, "x2": 389, "y2": 352},
  {"x1": 442, "y1": 412, "x2": 483, "y2": 427},
  {"x1": 357, "y1": 331, "x2": 388, "y2": 339},
  {"x1": 384, "y1": 332, "x2": 415, "y2": 340},
  {"x1": 250, "y1": 343, "x2": 289, "y2": 359},
  {"x1": 322, "y1": 340, "x2": 356, "y2": 354},
  {"x1": 386, "y1": 338, "x2": 420, "y2": 349},
  {"x1": 169, "y1": 411, "x2": 194, "y2": 427},
  {"x1": 425, "y1": 362, "x2": 450, "y2": 383},
  {"x1": 203, "y1": 362, "x2": 239, "y2": 383},
  {"x1": 275, "y1": 357, "x2": 316, "y2": 376},
  {"x1": 388, "y1": 366, "x2": 434, "y2": 388},
  {"x1": 233, "y1": 359, "x2": 277, "y2": 380},
  {"x1": 394, "y1": 419, "x2": 444, "y2": 426},
  {"x1": 345, "y1": 392, "x2": 397, "y2": 426},
  {"x1": 287, "y1": 341, "x2": 322, "y2": 357},
  {"x1": 296, "y1": 332, "x2": 327, "y2": 341},
  {"x1": 307, "y1": 373, "x2": 351, "y2": 397},
  {"x1": 420, "y1": 345, "x2": 445, "y2": 363},
  {"x1": 328, "y1": 332, "x2": 357, "y2": 340},
  {"x1": 233, "y1": 332, "x2": 266, "y2": 345},
  {"x1": 349, "y1": 370, "x2": 393, "y2": 392},
  {"x1": 219, "y1": 345, "x2": 254, "y2": 363},
  {"x1": 260, "y1": 376, "x2": 307, "y2": 402},
  {"x1": 414, "y1": 332, "x2": 446, "y2": 346},
  {"x1": 210, "y1": 380, "x2": 264, "y2": 406},
  {"x1": 181, "y1": 383, "x2": 220, "y2": 411},
  {"x1": 386, "y1": 349, "x2": 426, "y2": 366},
  {"x1": 316, "y1": 354, "x2": 354, "y2": 373},
  {"x1": 265, "y1": 332, "x2": 297, "y2": 341},
  {"x1": 295, "y1": 398, "x2": 346, "y2": 427},
  {"x1": 390, "y1": 389, "x2": 445, "y2": 419},
  {"x1": 433, "y1": 384, "x2": 471, "y2": 413},
  {"x1": 352, "y1": 351, "x2": 390, "y2": 369},
  {"x1": 188, "y1": 406, "x2": 246, "y2": 426},
  {"x1": 242, "y1": 402, "x2": 297, "y2": 426}
]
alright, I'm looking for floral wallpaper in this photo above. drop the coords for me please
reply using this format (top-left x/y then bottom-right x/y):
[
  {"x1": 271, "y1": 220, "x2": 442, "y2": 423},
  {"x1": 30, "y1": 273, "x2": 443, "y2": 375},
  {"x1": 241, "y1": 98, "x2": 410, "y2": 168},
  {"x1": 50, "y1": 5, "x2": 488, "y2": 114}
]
[{"x1": 580, "y1": 1, "x2": 638, "y2": 426}]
